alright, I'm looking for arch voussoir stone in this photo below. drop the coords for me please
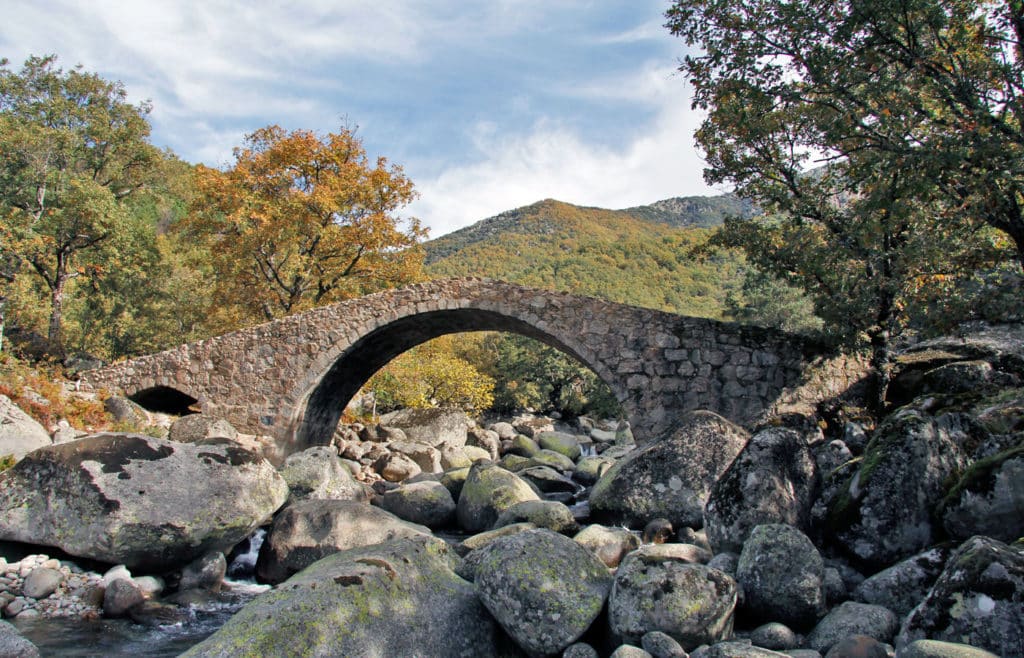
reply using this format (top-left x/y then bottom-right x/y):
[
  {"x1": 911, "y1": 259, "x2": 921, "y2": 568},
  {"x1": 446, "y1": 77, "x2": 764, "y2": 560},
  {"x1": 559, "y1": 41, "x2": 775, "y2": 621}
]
[{"x1": 83, "y1": 278, "x2": 843, "y2": 456}]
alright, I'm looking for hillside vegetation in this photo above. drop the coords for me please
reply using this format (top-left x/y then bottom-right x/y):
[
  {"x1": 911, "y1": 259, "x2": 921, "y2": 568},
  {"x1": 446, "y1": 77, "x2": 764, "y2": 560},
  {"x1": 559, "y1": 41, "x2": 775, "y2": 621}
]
[{"x1": 425, "y1": 197, "x2": 746, "y2": 319}]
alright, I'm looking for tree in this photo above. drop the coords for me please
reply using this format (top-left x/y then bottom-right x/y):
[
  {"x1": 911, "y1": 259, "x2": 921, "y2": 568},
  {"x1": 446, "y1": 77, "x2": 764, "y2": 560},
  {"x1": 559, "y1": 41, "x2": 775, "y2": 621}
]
[
  {"x1": 666, "y1": 0, "x2": 1016, "y2": 407},
  {"x1": 667, "y1": 0, "x2": 1024, "y2": 269},
  {"x1": 188, "y1": 125, "x2": 426, "y2": 327},
  {"x1": 366, "y1": 336, "x2": 495, "y2": 413},
  {"x1": 0, "y1": 55, "x2": 158, "y2": 358}
]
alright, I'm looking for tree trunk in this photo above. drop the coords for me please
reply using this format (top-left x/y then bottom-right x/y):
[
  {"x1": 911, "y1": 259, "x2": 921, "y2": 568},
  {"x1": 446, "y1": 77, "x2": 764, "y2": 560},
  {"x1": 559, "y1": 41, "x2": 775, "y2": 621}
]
[
  {"x1": 0, "y1": 295, "x2": 5, "y2": 353},
  {"x1": 869, "y1": 331, "x2": 893, "y2": 417},
  {"x1": 48, "y1": 272, "x2": 68, "y2": 360}
]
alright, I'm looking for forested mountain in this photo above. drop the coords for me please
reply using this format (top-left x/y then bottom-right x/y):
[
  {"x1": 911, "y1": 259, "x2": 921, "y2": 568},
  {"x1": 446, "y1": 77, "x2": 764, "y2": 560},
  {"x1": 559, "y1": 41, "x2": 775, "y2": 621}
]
[{"x1": 424, "y1": 196, "x2": 747, "y2": 319}]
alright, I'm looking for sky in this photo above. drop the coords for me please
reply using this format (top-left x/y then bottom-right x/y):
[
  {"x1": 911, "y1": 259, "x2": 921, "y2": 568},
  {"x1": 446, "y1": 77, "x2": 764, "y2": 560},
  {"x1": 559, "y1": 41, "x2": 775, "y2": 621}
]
[{"x1": 1, "y1": 1, "x2": 719, "y2": 237}]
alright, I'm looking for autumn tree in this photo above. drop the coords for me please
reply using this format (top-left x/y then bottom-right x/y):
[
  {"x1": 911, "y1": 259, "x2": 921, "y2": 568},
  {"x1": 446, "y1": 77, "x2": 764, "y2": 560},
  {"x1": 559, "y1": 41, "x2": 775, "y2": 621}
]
[
  {"x1": 189, "y1": 125, "x2": 426, "y2": 328},
  {"x1": 0, "y1": 55, "x2": 158, "y2": 357},
  {"x1": 666, "y1": 0, "x2": 1016, "y2": 407}
]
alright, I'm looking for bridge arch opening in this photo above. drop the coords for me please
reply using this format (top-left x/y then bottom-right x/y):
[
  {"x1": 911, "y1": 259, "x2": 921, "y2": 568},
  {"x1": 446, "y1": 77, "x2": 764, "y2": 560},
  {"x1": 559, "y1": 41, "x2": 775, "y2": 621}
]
[
  {"x1": 292, "y1": 308, "x2": 623, "y2": 448},
  {"x1": 129, "y1": 386, "x2": 199, "y2": 415}
]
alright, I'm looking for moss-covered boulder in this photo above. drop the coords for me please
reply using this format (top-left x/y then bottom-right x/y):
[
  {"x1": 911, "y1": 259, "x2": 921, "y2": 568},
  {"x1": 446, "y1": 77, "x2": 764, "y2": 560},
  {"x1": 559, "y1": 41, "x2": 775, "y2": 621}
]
[
  {"x1": 474, "y1": 528, "x2": 612, "y2": 656},
  {"x1": 377, "y1": 407, "x2": 469, "y2": 448},
  {"x1": 940, "y1": 445, "x2": 1024, "y2": 542},
  {"x1": 517, "y1": 466, "x2": 580, "y2": 495},
  {"x1": 736, "y1": 524, "x2": 826, "y2": 630},
  {"x1": 608, "y1": 546, "x2": 737, "y2": 650},
  {"x1": 456, "y1": 462, "x2": 540, "y2": 533},
  {"x1": 278, "y1": 445, "x2": 369, "y2": 502},
  {"x1": 573, "y1": 456, "x2": 614, "y2": 486},
  {"x1": 827, "y1": 407, "x2": 968, "y2": 568},
  {"x1": 528, "y1": 449, "x2": 577, "y2": 474},
  {"x1": 184, "y1": 536, "x2": 513, "y2": 658},
  {"x1": 537, "y1": 431, "x2": 582, "y2": 461},
  {"x1": 255, "y1": 499, "x2": 431, "y2": 584},
  {"x1": 379, "y1": 480, "x2": 457, "y2": 529},
  {"x1": 494, "y1": 500, "x2": 578, "y2": 535},
  {"x1": 897, "y1": 536, "x2": 1024, "y2": 657},
  {"x1": 0, "y1": 433, "x2": 287, "y2": 571},
  {"x1": 703, "y1": 426, "x2": 817, "y2": 554},
  {"x1": 589, "y1": 411, "x2": 749, "y2": 530}
]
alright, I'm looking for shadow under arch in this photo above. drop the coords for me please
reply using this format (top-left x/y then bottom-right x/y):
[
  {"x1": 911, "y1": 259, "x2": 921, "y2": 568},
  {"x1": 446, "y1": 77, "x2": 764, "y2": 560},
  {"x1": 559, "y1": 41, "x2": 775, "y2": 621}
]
[
  {"x1": 292, "y1": 308, "x2": 623, "y2": 448},
  {"x1": 129, "y1": 385, "x2": 199, "y2": 415}
]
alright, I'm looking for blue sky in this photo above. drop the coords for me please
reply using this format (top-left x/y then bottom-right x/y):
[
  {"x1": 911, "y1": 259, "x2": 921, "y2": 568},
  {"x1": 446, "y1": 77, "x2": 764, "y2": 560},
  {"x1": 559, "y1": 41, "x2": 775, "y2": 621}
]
[{"x1": 2, "y1": 1, "x2": 717, "y2": 236}]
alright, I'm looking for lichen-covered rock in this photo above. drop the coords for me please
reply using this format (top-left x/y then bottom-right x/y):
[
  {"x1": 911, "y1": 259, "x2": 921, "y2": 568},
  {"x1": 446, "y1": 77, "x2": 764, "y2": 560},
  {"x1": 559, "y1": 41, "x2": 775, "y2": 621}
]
[
  {"x1": 704, "y1": 426, "x2": 817, "y2": 554},
  {"x1": 804, "y1": 601, "x2": 898, "y2": 654},
  {"x1": 736, "y1": 524, "x2": 826, "y2": 630},
  {"x1": 0, "y1": 433, "x2": 287, "y2": 570},
  {"x1": 748, "y1": 622, "x2": 798, "y2": 651},
  {"x1": 517, "y1": 466, "x2": 580, "y2": 495},
  {"x1": 184, "y1": 536, "x2": 512, "y2": 658},
  {"x1": 610, "y1": 645, "x2": 652, "y2": 658},
  {"x1": 467, "y1": 427, "x2": 501, "y2": 460},
  {"x1": 529, "y1": 449, "x2": 577, "y2": 473},
  {"x1": 456, "y1": 461, "x2": 541, "y2": 533},
  {"x1": 0, "y1": 394, "x2": 51, "y2": 461},
  {"x1": 696, "y1": 640, "x2": 788, "y2": 657},
  {"x1": 379, "y1": 480, "x2": 457, "y2": 529},
  {"x1": 179, "y1": 551, "x2": 227, "y2": 592},
  {"x1": 641, "y1": 630, "x2": 688, "y2": 658},
  {"x1": 374, "y1": 451, "x2": 422, "y2": 482},
  {"x1": 897, "y1": 536, "x2": 1024, "y2": 657},
  {"x1": 378, "y1": 407, "x2": 469, "y2": 448},
  {"x1": 474, "y1": 528, "x2": 612, "y2": 656},
  {"x1": 609, "y1": 546, "x2": 737, "y2": 650},
  {"x1": 389, "y1": 440, "x2": 443, "y2": 473},
  {"x1": 255, "y1": 499, "x2": 430, "y2": 584},
  {"x1": 852, "y1": 546, "x2": 952, "y2": 617},
  {"x1": 510, "y1": 435, "x2": 542, "y2": 457},
  {"x1": 278, "y1": 445, "x2": 369, "y2": 502},
  {"x1": 827, "y1": 408, "x2": 968, "y2": 568},
  {"x1": 537, "y1": 431, "x2": 582, "y2": 460},
  {"x1": 167, "y1": 414, "x2": 237, "y2": 444},
  {"x1": 939, "y1": 445, "x2": 1024, "y2": 542},
  {"x1": 574, "y1": 524, "x2": 642, "y2": 569},
  {"x1": 574, "y1": 456, "x2": 614, "y2": 486},
  {"x1": 495, "y1": 500, "x2": 578, "y2": 535},
  {"x1": 589, "y1": 411, "x2": 749, "y2": 529}
]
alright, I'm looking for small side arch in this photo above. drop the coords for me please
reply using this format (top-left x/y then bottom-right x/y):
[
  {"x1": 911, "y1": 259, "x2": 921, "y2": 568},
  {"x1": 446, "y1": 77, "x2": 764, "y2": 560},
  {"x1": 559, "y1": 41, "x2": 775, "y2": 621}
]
[{"x1": 129, "y1": 386, "x2": 199, "y2": 415}]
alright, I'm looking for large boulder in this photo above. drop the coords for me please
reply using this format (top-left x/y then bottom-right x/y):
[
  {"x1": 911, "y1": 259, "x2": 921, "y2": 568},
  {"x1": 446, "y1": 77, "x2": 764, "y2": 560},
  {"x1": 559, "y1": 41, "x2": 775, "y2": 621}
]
[
  {"x1": 184, "y1": 536, "x2": 512, "y2": 658},
  {"x1": 589, "y1": 411, "x2": 749, "y2": 529},
  {"x1": 255, "y1": 499, "x2": 431, "y2": 584},
  {"x1": 852, "y1": 546, "x2": 953, "y2": 618},
  {"x1": 574, "y1": 524, "x2": 642, "y2": 569},
  {"x1": 827, "y1": 407, "x2": 968, "y2": 568},
  {"x1": 0, "y1": 619, "x2": 40, "y2": 657},
  {"x1": 608, "y1": 546, "x2": 737, "y2": 650},
  {"x1": 494, "y1": 500, "x2": 578, "y2": 535},
  {"x1": 167, "y1": 414, "x2": 237, "y2": 443},
  {"x1": 456, "y1": 461, "x2": 540, "y2": 533},
  {"x1": 0, "y1": 433, "x2": 287, "y2": 570},
  {"x1": 804, "y1": 602, "x2": 898, "y2": 654},
  {"x1": 379, "y1": 480, "x2": 457, "y2": 529},
  {"x1": 278, "y1": 445, "x2": 369, "y2": 502},
  {"x1": 0, "y1": 395, "x2": 51, "y2": 461},
  {"x1": 736, "y1": 524, "x2": 826, "y2": 630},
  {"x1": 378, "y1": 407, "x2": 469, "y2": 447},
  {"x1": 939, "y1": 445, "x2": 1024, "y2": 542},
  {"x1": 897, "y1": 536, "x2": 1024, "y2": 657},
  {"x1": 473, "y1": 528, "x2": 612, "y2": 656},
  {"x1": 704, "y1": 426, "x2": 817, "y2": 554}
]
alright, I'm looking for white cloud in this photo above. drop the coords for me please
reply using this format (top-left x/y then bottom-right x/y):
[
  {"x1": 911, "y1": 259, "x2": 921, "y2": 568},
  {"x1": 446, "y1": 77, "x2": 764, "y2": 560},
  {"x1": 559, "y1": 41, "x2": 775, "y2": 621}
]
[{"x1": 410, "y1": 65, "x2": 719, "y2": 237}]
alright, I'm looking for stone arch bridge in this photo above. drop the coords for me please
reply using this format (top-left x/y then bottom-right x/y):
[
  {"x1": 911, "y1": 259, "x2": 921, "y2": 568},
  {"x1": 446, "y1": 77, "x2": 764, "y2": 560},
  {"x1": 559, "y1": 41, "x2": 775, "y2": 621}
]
[{"x1": 84, "y1": 278, "x2": 846, "y2": 454}]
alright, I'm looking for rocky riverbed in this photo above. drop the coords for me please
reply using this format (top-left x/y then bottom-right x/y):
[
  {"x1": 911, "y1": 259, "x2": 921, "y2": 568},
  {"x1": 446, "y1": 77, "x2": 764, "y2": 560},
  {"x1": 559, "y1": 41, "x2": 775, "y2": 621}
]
[{"x1": 0, "y1": 324, "x2": 1022, "y2": 657}]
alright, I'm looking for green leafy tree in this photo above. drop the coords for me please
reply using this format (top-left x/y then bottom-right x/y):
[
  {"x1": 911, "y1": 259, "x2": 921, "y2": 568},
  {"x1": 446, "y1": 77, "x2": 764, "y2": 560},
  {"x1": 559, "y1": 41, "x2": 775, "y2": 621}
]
[
  {"x1": 666, "y1": 0, "x2": 1015, "y2": 407},
  {"x1": 667, "y1": 0, "x2": 1024, "y2": 268},
  {"x1": 0, "y1": 55, "x2": 158, "y2": 358},
  {"x1": 725, "y1": 266, "x2": 823, "y2": 334}
]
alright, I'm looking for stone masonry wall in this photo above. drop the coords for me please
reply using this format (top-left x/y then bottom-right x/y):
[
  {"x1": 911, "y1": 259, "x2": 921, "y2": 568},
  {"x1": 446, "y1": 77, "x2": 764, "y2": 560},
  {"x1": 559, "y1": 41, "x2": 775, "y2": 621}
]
[{"x1": 84, "y1": 278, "x2": 843, "y2": 452}]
